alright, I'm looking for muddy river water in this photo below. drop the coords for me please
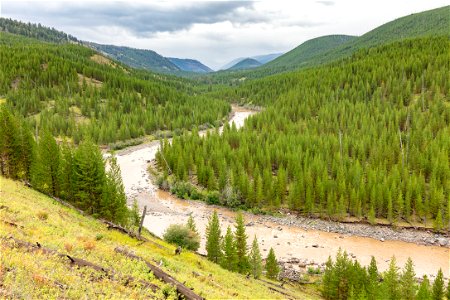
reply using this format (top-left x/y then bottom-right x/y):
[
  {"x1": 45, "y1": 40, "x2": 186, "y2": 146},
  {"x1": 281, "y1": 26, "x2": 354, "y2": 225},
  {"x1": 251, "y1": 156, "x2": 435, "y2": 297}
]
[{"x1": 112, "y1": 106, "x2": 448, "y2": 279}]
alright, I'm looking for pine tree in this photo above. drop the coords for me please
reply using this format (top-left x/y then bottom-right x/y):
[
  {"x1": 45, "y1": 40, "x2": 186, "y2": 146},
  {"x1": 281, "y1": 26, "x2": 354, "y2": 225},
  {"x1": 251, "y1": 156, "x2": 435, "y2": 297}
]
[
  {"x1": 265, "y1": 248, "x2": 279, "y2": 280},
  {"x1": 446, "y1": 280, "x2": 450, "y2": 300},
  {"x1": 101, "y1": 156, "x2": 128, "y2": 225},
  {"x1": 129, "y1": 199, "x2": 140, "y2": 227},
  {"x1": 249, "y1": 235, "x2": 262, "y2": 279},
  {"x1": 221, "y1": 226, "x2": 237, "y2": 271},
  {"x1": 400, "y1": 257, "x2": 417, "y2": 300},
  {"x1": 234, "y1": 212, "x2": 249, "y2": 273},
  {"x1": 382, "y1": 256, "x2": 400, "y2": 300},
  {"x1": 434, "y1": 210, "x2": 443, "y2": 231},
  {"x1": 31, "y1": 128, "x2": 60, "y2": 196},
  {"x1": 58, "y1": 142, "x2": 74, "y2": 201},
  {"x1": 432, "y1": 268, "x2": 444, "y2": 300},
  {"x1": 73, "y1": 138, "x2": 105, "y2": 215},
  {"x1": 186, "y1": 214, "x2": 198, "y2": 234},
  {"x1": 367, "y1": 256, "x2": 379, "y2": 300},
  {"x1": 205, "y1": 211, "x2": 222, "y2": 263},
  {"x1": 417, "y1": 275, "x2": 431, "y2": 300}
]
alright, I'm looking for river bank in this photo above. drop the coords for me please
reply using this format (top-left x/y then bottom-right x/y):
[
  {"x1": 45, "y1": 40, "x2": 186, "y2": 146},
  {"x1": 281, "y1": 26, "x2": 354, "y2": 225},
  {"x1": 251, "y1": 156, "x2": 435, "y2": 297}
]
[{"x1": 111, "y1": 105, "x2": 449, "y2": 279}]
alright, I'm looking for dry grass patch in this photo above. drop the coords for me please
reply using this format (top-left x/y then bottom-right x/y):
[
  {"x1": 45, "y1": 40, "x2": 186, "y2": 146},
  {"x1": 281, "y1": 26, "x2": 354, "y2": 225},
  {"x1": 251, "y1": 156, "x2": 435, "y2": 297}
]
[{"x1": 77, "y1": 73, "x2": 103, "y2": 88}]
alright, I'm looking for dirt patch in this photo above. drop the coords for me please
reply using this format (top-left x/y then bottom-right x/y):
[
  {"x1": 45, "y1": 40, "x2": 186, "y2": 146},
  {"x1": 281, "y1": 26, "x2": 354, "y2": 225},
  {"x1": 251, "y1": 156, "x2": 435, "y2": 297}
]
[
  {"x1": 69, "y1": 105, "x2": 89, "y2": 124},
  {"x1": 90, "y1": 54, "x2": 114, "y2": 66},
  {"x1": 77, "y1": 73, "x2": 103, "y2": 88},
  {"x1": 0, "y1": 97, "x2": 6, "y2": 105}
]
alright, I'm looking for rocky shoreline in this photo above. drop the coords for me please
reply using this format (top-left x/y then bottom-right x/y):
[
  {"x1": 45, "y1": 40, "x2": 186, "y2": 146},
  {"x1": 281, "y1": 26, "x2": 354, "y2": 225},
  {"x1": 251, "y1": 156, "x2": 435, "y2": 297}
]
[{"x1": 249, "y1": 212, "x2": 449, "y2": 248}]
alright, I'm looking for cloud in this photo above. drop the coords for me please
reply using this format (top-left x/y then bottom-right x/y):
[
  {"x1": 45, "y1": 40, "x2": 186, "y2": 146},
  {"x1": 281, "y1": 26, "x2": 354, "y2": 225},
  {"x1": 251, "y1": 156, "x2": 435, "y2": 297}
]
[
  {"x1": 316, "y1": 0, "x2": 335, "y2": 6},
  {"x1": 2, "y1": 1, "x2": 269, "y2": 36}
]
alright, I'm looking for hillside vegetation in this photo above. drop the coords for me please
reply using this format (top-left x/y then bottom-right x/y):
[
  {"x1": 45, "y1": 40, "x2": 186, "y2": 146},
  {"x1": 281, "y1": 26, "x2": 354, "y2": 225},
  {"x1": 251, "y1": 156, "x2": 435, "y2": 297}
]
[
  {"x1": 0, "y1": 33, "x2": 229, "y2": 144},
  {"x1": 158, "y1": 36, "x2": 450, "y2": 229},
  {"x1": 228, "y1": 58, "x2": 262, "y2": 71},
  {"x1": 0, "y1": 177, "x2": 317, "y2": 299},
  {"x1": 201, "y1": 6, "x2": 449, "y2": 83}
]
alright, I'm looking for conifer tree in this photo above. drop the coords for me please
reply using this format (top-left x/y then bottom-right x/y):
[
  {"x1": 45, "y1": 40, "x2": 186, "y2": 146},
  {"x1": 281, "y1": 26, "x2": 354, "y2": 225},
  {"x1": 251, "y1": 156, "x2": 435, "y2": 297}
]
[
  {"x1": 129, "y1": 199, "x2": 140, "y2": 227},
  {"x1": 417, "y1": 275, "x2": 431, "y2": 300},
  {"x1": 101, "y1": 156, "x2": 128, "y2": 225},
  {"x1": 31, "y1": 128, "x2": 60, "y2": 196},
  {"x1": 249, "y1": 235, "x2": 262, "y2": 279},
  {"x1": 221, "y1": 226, "x2": 237, "y2": 272},
  {"x1": 400, "y1": 257, "x2": 417, "y2": 300},
  {"x1": 73, "y1": 138, "x2": 105, "y2": 215},
  {"x1": 205, "y1": 211, "x2": 222, "y2": 263},
  {"x1": 265, "y1": 248, "x2": 279, "y2": 280},
  {"x1": 446, "y1": 280, "x2": 450, "y2": 300},
  {"x1": 186, "y1": 214, "x2": 198, "y2": 234},
  {"x1": 367, "y1": 256, "x2": 379, "y2": 300},
  {"x1": 382, "y1": 256, "x2": 400, "y2": 300},
  {"x1": 432, "y1": 268, "x2": 444, "y2": 300},
  {"x1": 234, "y1": 212, "x2": 249, "y2": 273}
]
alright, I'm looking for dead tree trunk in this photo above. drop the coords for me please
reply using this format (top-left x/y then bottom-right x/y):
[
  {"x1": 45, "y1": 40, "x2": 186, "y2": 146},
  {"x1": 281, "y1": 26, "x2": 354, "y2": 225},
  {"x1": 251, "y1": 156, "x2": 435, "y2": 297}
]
[{"x1": 115, "y1": 247, "x2": 204, "y2": 300}]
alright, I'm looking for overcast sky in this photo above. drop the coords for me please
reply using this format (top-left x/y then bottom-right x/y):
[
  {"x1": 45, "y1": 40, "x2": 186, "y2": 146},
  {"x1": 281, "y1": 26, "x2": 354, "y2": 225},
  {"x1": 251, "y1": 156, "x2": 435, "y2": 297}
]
[{"x1": 0, "y1": 0, "x2": 447, "y2": 69}]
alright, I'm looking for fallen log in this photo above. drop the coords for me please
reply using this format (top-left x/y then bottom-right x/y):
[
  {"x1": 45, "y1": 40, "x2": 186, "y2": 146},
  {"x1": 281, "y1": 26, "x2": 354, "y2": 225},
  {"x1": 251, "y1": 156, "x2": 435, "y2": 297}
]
[
  {"x1": 2, "y1": 236, "x2": 159, "y2": 292},
  {"x1": 115, "y1": 247, "x2": 204, "y2": 300}
]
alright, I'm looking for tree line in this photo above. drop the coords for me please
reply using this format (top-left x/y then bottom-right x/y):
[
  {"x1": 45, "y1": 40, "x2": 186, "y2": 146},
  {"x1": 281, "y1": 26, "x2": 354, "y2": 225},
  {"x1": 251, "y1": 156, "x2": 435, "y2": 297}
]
[
  {"x1": 323, "y1": 250, "x2": 448, "y2": 300},
  {"x1": 157, "y1": 37, "x2": 450, "y2": 230},
  {"x1": 163, "y1": 212, "x2": 280, "y2": 280},
  {"x1": 0, "y1": 32, "x2": 230, "y2": 144},
  {"x1": 0, "y1": 105, "x2": 134, "y2": 226}
]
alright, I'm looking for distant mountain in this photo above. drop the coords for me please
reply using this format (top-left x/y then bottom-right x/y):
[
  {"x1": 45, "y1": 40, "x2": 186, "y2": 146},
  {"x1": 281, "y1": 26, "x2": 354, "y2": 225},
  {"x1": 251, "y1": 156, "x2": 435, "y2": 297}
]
[
  {"x1": 227, "y1": 58, "x2": 262, "y2": 71},
  {"x1": 168, "y1": 58, "x2": 212, "y2": 73},
  {"x1": 86, "y1": 43, "x2": 181, "y2": 74},
  {"x1": 266, "y1": 35, "x2": 356, "y2": 70},
  {"x1": 220, "y1": 53, "x2": 283, "y2": 70},
  {"x1": 220, "y1": 57, "x2": 245, "y2": 70},
  {"x1": 251, "y1": 53, "x2": 283, "y2": 64}
]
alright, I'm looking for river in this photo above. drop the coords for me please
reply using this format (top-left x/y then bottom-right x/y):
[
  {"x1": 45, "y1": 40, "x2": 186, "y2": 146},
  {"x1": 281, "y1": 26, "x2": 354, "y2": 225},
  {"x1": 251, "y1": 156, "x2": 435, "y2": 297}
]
[{"x1": 112, "y1": 106, "x2": 449, "y2": 279}]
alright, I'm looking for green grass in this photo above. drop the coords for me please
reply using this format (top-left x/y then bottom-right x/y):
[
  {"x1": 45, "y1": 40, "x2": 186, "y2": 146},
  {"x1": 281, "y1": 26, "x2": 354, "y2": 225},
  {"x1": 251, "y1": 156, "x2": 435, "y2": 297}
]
[{"x1": 0, "y1": 177, "x2": 320, "y2": 299}]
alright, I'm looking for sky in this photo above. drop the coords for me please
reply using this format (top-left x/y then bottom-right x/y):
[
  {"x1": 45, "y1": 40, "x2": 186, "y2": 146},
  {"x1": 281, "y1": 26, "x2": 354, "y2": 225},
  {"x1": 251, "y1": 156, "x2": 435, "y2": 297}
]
[{"x1": 0, "y1": 0, "x2": 447, "y2": 70}]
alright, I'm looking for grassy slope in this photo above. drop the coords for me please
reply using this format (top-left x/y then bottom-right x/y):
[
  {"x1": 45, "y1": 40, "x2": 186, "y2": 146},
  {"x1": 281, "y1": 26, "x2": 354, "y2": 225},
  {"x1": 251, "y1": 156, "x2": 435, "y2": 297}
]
[{"x1": 0, "y1": 177, "x2": 320, "y2": 299}]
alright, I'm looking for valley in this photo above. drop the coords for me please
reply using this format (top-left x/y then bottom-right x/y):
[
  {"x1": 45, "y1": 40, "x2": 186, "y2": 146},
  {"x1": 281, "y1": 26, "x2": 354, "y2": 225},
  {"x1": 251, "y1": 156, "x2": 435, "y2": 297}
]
[
  {"x1": 111, "y1": 105, "x2": 448, "y2": 280},
  {"x1": 1, "y1": 4, "x2": 449, "y2": 299}
]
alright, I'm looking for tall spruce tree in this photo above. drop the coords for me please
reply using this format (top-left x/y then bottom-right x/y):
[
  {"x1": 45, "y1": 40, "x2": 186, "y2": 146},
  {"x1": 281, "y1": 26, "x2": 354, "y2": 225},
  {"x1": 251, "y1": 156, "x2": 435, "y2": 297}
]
[
  {"x1": 432, "y1": 268, "x2": 444, "y2": 300},
  {"x1": 417, "y1": 275, "x2": 431, "y2": 300},
  {"x1": 400, "y1": 257, "x2": 417, "y2": 300},
  {"x1": 221, "y1": 226, "x2": 237, "y2": 271},
  {"x1": 382, "y1": 256, "x2": 400, "y2": 300},
  {"x1": 205, "y1": 211, "x2": 222, "y2": 263},
  {"x1": 234, "y1": 212, "x2": 249, "y2": 273},
  {"x1": 367, "y1": 256, "x2": 379, "y2": 300},
  {"x1": 186, "y1": 214, "x2": 198, "y2": 234},
  {"x1": 31, "y1": 128, "x2": 60, "y2": 196},
  {"x1": 73, "y1": 138, "x2": 105, "y2": 215},
  {"x1": 249, "y1": 235, "x2": 262, "y2": 279},
  {"x1": 265, "y1": 248, "x2": 279, "y2": 280},
  {"x1": 101, "y1": 156, "x2": 128, "y2": 225}
]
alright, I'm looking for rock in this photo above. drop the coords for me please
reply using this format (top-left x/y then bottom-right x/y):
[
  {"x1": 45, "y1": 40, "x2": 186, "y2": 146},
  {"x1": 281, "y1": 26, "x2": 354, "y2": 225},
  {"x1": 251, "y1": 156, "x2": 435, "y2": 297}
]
[
  {"x1": 287, "y1": 242, "x2": 291, "y2": 245},
  {"x1": 380, "y1": 238, "x2": 385, "y2": 242},
  {"x1": 274, "y1": 235, "x2": 278, "y2": 238},
  {"x1": 246, "y1": 222, "x2": 255, "y2": 227},
  {"x1": 312, "y1": 244, "x2": 319, "y2": 248},
  {"x1": 437, "y1": 238, "x2": 448, "y2": 247},
  {"x1": 277, "y1": 243, "x2": 280, "y2": 245},
  {"x1": 277, "y1": 226, "x2": 283, "y2": 231},
  {"x1": 339, "y1": 235, "x2": 344, "y2": 239}
]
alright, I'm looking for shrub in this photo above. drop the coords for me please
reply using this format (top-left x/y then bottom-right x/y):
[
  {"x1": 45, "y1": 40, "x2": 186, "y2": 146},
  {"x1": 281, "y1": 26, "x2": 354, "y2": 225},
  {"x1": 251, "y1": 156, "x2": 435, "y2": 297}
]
[
  {"x1": 206, "y1": 191, "x2": 221, "y2": 205},
  {"x1": 163, "y1": 224, "x2": 200, "y2": 251},
  {"x1": 37, "y1": 211, "x2": 48, "y2": 220}
]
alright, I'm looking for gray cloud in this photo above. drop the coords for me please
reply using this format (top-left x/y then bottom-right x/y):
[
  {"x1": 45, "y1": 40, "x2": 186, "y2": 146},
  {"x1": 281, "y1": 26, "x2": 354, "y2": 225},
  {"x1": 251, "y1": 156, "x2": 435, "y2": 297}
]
[
  {"x1": 2, "y1": 1, "x2": 269, "y2": 36},
  {"x1": 316, "y1": 0, "x2": 335, "y2": 6}
]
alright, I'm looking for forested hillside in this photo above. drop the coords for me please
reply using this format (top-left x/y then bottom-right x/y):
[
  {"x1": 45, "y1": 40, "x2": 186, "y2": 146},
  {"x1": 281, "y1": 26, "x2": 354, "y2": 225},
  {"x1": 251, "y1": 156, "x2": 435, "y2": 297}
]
[
  {"x1": 158, "y1": 36, "x2": 450, "y2": 229},
  {"x1": 0, "y1": 33, "x2": 229, "y2": 144},
  {"x1": 0, "y1": 17, "x2": 78, "y2": 44},
  {"x1": 87, "y1": 42, "x2": 182, "y2": 74}
]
